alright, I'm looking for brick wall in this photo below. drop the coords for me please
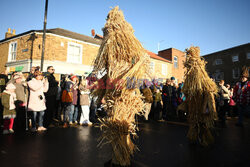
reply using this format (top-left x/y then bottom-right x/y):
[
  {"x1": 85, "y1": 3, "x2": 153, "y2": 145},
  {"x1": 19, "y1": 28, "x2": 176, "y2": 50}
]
[{"x1": 158, "y1": 48, "x2": 185, "y2": 83}]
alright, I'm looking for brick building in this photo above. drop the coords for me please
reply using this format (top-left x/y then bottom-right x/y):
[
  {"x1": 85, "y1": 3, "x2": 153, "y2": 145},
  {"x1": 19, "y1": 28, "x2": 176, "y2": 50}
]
[
  {"x1": 203, "y1": 43, "x2": 250, "y2": 85},
  {"x1": 0, "y1": 28, "x2": 101, "y2": 78},
  {"x1": 158, "y1": 48, "x2": 186, "y2": 83},
  {"x1": 0, "y1": 28, "x2": 174, "y2": 82}
]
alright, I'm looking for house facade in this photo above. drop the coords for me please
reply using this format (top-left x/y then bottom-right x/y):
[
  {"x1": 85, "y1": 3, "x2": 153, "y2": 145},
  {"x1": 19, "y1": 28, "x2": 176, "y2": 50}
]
[
  {"x1": 203, "y1": 43, "x2": 250, "y2": 85},
  {"x1": 0, "y1": 28, "x2": 185, "y2": 83},
  {"x1": 0, "y1": 28, "x2": 101, "y2": 78}
]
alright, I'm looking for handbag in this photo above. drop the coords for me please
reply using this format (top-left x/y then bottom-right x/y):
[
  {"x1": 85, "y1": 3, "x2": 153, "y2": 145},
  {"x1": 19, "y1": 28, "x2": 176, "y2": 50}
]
[
  {"x1": 229, "y1": 98, "x2": 236, "y2": 106},
  {"x1": 61, "y1": 90, "x2": 73, "y2": 103}
]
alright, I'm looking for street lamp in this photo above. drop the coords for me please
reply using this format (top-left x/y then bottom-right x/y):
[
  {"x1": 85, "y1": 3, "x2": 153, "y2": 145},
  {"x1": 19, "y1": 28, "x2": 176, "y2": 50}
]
[{"x1": 41, "y1": 0, "x2": 49, "y2": 71}]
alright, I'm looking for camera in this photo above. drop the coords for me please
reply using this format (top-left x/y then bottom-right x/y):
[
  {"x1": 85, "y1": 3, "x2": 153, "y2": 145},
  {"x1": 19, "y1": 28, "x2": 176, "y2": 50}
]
[{"x1": 39, "y1": 95, "x2": 43, "y2": 100}]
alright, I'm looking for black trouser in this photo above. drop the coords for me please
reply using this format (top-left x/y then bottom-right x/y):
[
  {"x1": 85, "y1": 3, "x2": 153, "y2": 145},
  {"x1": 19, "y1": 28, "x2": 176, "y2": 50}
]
[
  {"x1": 218, "y1": 99, "x2": 229, "y2": 123},
  {"x1": 44, "y1": 95, "x2": 56, "y2": 128},
  {"x1": 151, "y1": 101, "x2": 162, "y2": 120},
  {"x1": 0, "y1": 100, "x2": 3, "y2": 128},
  {"x1": 14, "y1": 101, "x2": 26, "y2": 131}
]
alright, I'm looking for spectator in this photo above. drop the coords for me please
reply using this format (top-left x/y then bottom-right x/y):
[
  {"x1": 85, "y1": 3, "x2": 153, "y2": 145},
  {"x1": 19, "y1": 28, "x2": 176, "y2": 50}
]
[
  {"x1": 218, "y1": 80, "x2": 230, "y2": 125},
  {"x1": 55, "y1": 82, "x2": 62, "y2": 121},
  {"x1": 69, "y1": 75, "x2": 79, "y2": 124},
  {"x1": 1, "y1": 83, "x2": 16, "y2": 134},
  {"x1": 79, "y1": 77, "x2": 92, "y2": 125},
  {"x1": 0, "y1": 70, "x2": 9, "y2": 128},
  {"x1": 27, "y1": 71, "x2": 48, "y2": 132},
  {"x1": 26, "y1": 66, "x2": 39, "y2": 81},
  {"x1": 12, "y1": 73, "x2": 28, "y2": 131},
  {"x1": 44, "y1": 66, "x2": 58, "y2": 128},
  {"x1": 150, "y1": 82, "x2": 163, "y2": 121},
  {"x1": 162, "y1": 78, "x2": 177, "y2": 120},
  {"x1": 233, "y1": 67, "x2": 250, "y2": 127},
  {"x1": 61, "y1": 75, "x2": 73, "y2": 127},
  {"x1": 141, "y1": 80, "x2": 153, "y2": 121}
]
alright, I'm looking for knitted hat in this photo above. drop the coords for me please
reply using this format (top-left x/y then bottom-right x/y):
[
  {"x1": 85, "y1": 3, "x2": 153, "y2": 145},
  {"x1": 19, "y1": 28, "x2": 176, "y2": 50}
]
[
  {"x1": 170, "y1": 77, "x2": 175, "y2": 80},
  {"x1": 6, "y1": 83, "x2": 16, "y2": 90},
  {"x1": 241, "y1": 66, "x2": 249, "y2": 78},
  {"x1": 13, "y1": 74, "x2": 22, "y2": 79},
  {"x1": 71, "y1": 75, "x2": 77, "y2": 80}
]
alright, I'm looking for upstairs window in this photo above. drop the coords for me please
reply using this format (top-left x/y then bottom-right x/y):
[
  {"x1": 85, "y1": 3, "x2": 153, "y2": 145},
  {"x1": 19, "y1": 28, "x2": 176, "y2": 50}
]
[
  {"x1": 232, "y1": 68, "x2": 240, "y2": 79},
  {"x1": 150, "y1": 61, "x2": 155, "y2": 73},
  {"x1": 8, "y1": 42, "x2": 17, "y2": 61},
  {"x1": 174, "y1": 56, "x2": 178, "y2": 68},
  {"x1": 67, "y1": 42, "x2": 82, "y2": 64},
  {"x1": 215, "y1": 59, "x2": 223, "y2": 65},
  {"x1": 247, "y1": 52, "x2": 250, "y2": 59},
  {"x1": 162, "y1": 64, "x2": 167, "y2": 75},
  {"x1": 232, "y1": 55, "x2": 239, "y2": 62}
]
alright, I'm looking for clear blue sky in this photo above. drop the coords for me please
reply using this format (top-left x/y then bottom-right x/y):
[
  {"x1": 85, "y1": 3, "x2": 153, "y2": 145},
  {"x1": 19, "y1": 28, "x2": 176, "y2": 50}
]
[{"x1": 0, "y1": 0, "x2": 249, "y2": 55}]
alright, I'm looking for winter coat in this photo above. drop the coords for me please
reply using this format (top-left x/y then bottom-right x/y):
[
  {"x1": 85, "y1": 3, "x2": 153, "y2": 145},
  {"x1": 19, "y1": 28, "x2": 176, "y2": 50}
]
[
  {"x1": 44, "y1": 73, "x2": 58, "y2": 96},
  {"x1": 14, "y1": 82, "x2": 27, "y2": 103},
  {"x1": 79, "y1": 84, "x2": 90, "y2": 106},
  {"x1": 1, "y1": 91, "x2": 16, "y2": 118},
  {"x1": 0, "y1": 74, "x2": 8, "y2": 93},
  {"x1": 27, "y1": 78, "x2": 49, "y2": 112},
  {"x1": 219, "y1": 85, "x2": 230, "y2": 100},
  {"x1": 71, "y1": 82, "x2": 79, "y2": 105},
  {"x1": 233, "y1": 81, "x2": 250, "y2": 105}
]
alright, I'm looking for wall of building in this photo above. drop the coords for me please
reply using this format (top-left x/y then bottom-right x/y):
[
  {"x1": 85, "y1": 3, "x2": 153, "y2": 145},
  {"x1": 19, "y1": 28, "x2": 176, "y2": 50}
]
[
  {"x1": 150, "y1": 58, "x2": 172, "y2": 81},
  {"x1": 203, "y1": 43, "x2": 250, "y2": 85},
  {"x1": 158, "y1": 48, "x2": 185, "y2": 83}
]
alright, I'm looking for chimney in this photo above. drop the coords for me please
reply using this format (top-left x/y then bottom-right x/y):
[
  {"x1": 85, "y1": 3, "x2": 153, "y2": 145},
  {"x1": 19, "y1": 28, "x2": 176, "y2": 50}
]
[
  {"x1": 91, "y1": 29, "x2": 95, "y2": 36},
  {"x1": 5, "y1": 28, "x2": 15, "y2": 39}
]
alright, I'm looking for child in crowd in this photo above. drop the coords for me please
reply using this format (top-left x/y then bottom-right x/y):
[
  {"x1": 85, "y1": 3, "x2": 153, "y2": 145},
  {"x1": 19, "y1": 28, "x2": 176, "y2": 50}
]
[{"x1": 1, "y1": 83, "x2": 17, "y2": 134}]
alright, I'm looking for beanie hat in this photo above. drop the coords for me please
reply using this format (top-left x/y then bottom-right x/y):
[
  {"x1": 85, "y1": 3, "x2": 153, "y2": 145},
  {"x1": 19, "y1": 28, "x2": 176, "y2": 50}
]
[{"x1": 170, "y1": 77, "x2": 175, "y2": 80}]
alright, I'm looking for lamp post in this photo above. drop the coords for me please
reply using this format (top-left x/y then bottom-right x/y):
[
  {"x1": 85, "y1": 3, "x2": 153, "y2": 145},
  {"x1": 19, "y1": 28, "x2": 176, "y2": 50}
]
[{"x1": 41, "y1": 0, "x2": 48, "y2": 71}]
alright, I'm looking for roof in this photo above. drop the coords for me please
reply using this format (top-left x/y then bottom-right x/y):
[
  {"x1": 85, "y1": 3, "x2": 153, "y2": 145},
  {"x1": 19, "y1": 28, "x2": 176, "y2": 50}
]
[
  {"x1": 203, "y1": 43, "x2": 250, "y2": 57},
  {"x1": 159, "y1": 47, "x2": 184, "y2": 53},
  {"x1": 0, "y1": 28, "x2": 102, "y2": 45},
  {"x1": 146, "y1": 50, "x2": 172, "y2": 63}
]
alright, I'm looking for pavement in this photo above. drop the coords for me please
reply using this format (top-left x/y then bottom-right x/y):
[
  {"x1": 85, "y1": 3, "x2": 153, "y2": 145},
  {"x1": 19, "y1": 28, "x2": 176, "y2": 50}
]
[{"x1": 0, "y1": 118, "x2": 250, "y2": 167}]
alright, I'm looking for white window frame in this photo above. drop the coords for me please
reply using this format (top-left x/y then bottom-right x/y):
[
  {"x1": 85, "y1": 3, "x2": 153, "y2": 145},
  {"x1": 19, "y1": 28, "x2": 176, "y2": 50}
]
[
  {"x1": 8, "y1": 41, "x2": 17, "y2": 62},
  {"x1": 67, "y1": 42, "x2": 82, "y2": 64},
  {"x1": 174, "y1": 56, "x2": 178, "y2": 68},
  {"x1": 232, "y1": 68, "x2": 240, "y2": 79},
  {"x1": 162, "y1": 64, "x2": 167, "y2": 75},
  {"x1": 150, "y1": 61, "x2": 155, "y2": 73},
  {"x1": 215, "y1": 59, "x2": 223, "y2": 65},
  {"x1": 232, "y1": 55, "x2": 239, "y2": 62},
  {"x1": 247, "y1": 52, "x2": 250, "y2": 59}
]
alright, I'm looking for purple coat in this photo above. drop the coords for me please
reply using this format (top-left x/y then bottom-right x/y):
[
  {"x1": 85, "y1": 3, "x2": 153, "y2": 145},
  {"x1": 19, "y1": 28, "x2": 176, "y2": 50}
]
[{"x1": 71, "y1": 82, "x2": 78, "y2": 105}]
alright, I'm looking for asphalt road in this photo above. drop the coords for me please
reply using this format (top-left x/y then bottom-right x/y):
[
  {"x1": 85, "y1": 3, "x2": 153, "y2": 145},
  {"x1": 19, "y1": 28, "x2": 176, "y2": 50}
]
[{"x1": 0, "y1": 119, "x2": 250, "y2": 167}]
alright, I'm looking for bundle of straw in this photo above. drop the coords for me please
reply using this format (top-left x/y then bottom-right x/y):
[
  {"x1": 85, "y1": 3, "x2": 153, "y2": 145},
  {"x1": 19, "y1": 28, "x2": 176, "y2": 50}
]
[
  {"x1": 92, "y1": 6, "x2": 150, "y2": 166},
  {"x1": 179, "y1": 46, "x2": 218, "y2": 146}
]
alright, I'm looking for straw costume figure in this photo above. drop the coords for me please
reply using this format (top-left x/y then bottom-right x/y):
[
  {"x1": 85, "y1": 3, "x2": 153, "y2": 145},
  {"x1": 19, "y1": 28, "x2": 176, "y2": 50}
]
[
  {"x1": 92, "y1": 7, "x2": 150, "y2": 166},
  {"x1": 178, "y1": 46, "x2": 218, "y2": 146}
]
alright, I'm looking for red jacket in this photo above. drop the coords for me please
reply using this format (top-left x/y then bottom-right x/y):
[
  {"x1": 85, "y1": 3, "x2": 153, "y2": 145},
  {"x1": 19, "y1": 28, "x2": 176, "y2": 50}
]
[{"x1": 233, "y1": 81, "x2": 250, "y2": 105}]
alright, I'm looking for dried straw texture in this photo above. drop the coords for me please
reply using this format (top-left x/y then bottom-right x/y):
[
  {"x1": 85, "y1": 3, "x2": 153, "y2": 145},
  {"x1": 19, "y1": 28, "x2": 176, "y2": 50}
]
[
  {"x1": 92, "y1": 6, "x2": 150, "y2": 166},
  {"x1": 180, "y1": 46, "x2": 218, "y2": 146}
]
